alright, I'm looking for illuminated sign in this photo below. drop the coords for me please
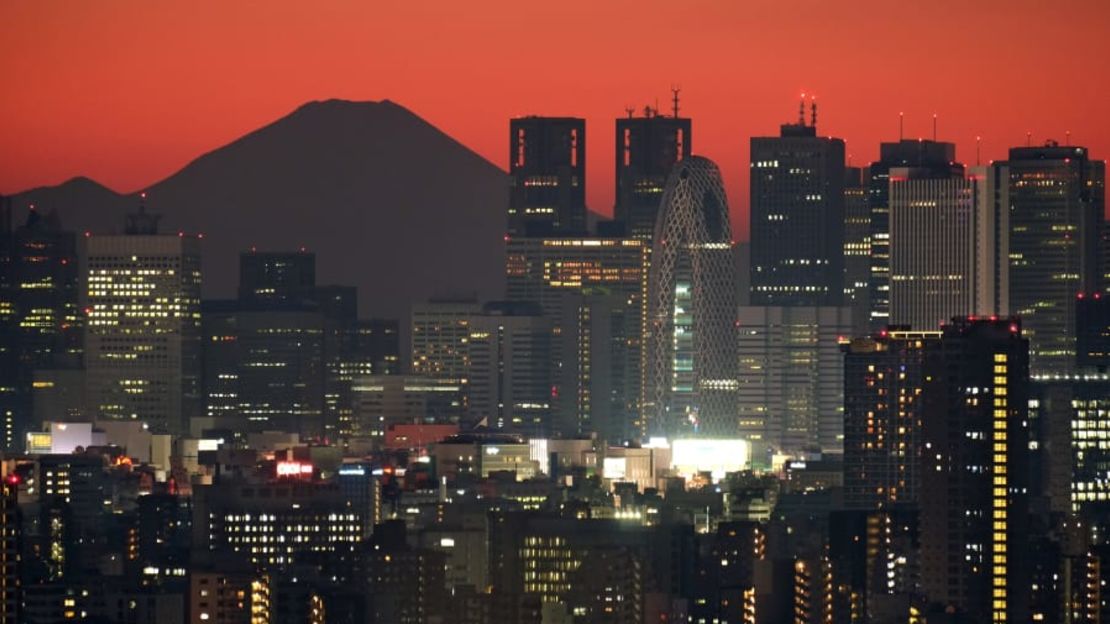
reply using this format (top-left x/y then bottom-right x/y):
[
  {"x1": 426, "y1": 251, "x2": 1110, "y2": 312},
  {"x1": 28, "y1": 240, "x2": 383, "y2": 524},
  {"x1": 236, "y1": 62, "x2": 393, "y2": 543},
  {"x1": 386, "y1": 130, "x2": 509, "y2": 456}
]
[
  {"x1": 276, "y1": 461, "x2": 314, "y2": 478},
  {"x1": 603, "y1": 457, "x2": 628, "y2": 480},
  {"x1": 671, "y1": 439, "x2": 750, "y2": 482},
  {"x1": 338, "y1": 466, "x2": 367, "y2": 476}
]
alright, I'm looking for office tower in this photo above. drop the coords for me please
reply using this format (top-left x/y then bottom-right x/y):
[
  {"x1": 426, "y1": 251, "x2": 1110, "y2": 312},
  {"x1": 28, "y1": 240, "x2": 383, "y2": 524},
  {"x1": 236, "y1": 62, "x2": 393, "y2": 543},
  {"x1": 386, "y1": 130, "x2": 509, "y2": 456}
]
[
  {"x1": 614, "y1": 102, "x2": 691, "y2": 239},
  {"x1": 505, "y1": 236, "x2": 650, "y2": 440},
  {"x1": 508, "y1": 117, "x2": 586, "y2": 237},
  {"x1": 1077, "y1": 293, "x2": 1110, "y2": 371},
  {"x1": 1006, "y1": 142, "x2": 1106, "y2": 375},
  {"x1": 843, "y1": 167, "x2": 871, "y2": 334},
  {"x1": 919, "y1": 317, "x2": 1029, "y2": 623},
  {"x1": 645, "y1": 156, "x2": 737, "y2": 437},
  {"x1": 867, "y1": 139, "x2": 961, "y2": 331},
  {"x1": 353, "y1": 319, "x2": 399, "y2": 376},
  {"x1": 889, "y1": 164, "x2": 1009, "y2": 330},
  {"x1": 85, "y1": 203, "x2": 201, "y2": 436},
  {"x1": 750, "y1": 101, "x2": 846, "y2": 306},
  {"x1": 193, "y1": 480, "x2": 366, "y2": 570},
  {"x1": 842, "y1": 328, "x2": 939, "y2": 510},
  {"x1": 238, "y1": 249, "x2": 316, "y2": 304},
  {"x1": 349, "y1": 375, "x2": 464, "y2": 439},
  {"x1": 202, "y1": 251, "x2": 392, "y2": 440},
  {"x1": 410, "y1": 298, "x2": 483, "y2": 381},
  {"x1": 1029, "y1": 375, "x2": 1110, "y2": 536},
  {"x1": 201, "y1": 300, "x2": 327, "y2": 437},
  {"x1": 737, "y1": 306, "x2": 851, "y2": 460},
  {"x1": 465, "y1": 302, "x2": 553, "y2": 435},
  {"x1": 0, "y1": 207, "x2": 81, "y2": 451}
]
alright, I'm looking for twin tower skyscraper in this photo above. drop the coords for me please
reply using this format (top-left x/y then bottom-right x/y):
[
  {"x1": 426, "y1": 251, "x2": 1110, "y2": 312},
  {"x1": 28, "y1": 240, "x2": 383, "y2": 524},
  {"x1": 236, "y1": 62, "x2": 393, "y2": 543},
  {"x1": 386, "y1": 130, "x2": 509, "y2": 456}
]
[{"x1": 508, "y1": 103, "x2": 739, "y2": 439}]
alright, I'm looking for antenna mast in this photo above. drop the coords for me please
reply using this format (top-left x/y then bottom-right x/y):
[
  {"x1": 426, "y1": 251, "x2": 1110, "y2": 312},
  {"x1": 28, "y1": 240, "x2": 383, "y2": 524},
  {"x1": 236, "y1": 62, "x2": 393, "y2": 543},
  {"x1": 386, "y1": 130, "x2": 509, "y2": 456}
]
[{"x1": 671, "y1": 86, "x2": 681, "y2": 118}]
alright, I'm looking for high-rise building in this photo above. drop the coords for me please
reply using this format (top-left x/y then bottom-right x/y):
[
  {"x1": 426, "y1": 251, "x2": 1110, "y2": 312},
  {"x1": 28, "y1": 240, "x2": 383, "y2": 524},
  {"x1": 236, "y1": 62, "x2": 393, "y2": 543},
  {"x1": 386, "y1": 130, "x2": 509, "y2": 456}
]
[
  {"x1": 867, "y1": 139, "x2": 961, "y2": 331},
  {"x1": 750, "y1": 102, "x2": 845, "y2": 306},
  {"x1": 349, "y1": 375, "x2": 464, "y2": 439},
  {"x1": 465, "y1": 302, "x2": 553, "y2": 435},
  {"x1": 505, "y1": 236, "x2": 649, "y2": 440},
  {"x1": 1076, "y1": 292, "x2": 1110, "y2": 372},
  {"x1": 737, "y1": 306, "x2": 851, "y2": 460},
  {"x1": 842, "y1": 328, "x2": 939, "y2": 510},
  {"x1": 201, "y1": 251, "x2": 395, "y2": 440},
  {"x1": 0, "y1": 207, "x2": 81, "y2": 450},
  {"x1": 645, "y1": 156, "x2": 737, "y2": 437},
  {"x1": 919, "y1": 317, "x2": 1029, "y2": 623},
  {"x1": 1005, "y1": 142, "x2": 1106, "y2": 375},
  {"x1": 238, "y1": 250, "x2": 316, "y2": 305},
  {"x1": 194, "y1": 480, "x2": 365, "y2": 570},
  {"x1": 410, "y1": 298, "x2": 483, "y2": 381},
  {"x1": 85, "y1": 203, "x2": 201, "y2": 436},
  {"x1": 508, "y1": 117, "x2": 586, "y2": 237},
  {"x1": 1028, "y1": 374, "x2": 1110, "y2": 537},
  {"x1": 201, "y1": 300, "x2": 327, "y2": 437},
  {"x1": 614, "y1": 104, "x2": 691, "y2": 239},
  {"x1": 889, "y1": 164, "x2": 1009, "y2": 330},
  {"x1": 843, "y1": 167, "x2": 871, "y2": 334}
]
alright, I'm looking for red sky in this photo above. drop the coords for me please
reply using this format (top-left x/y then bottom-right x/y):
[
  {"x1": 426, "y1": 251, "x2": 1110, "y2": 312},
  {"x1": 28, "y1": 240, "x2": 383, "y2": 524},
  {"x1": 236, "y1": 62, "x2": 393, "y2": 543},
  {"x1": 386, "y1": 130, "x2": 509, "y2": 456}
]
[{"x1": 2, "y1": 1, "x2": 1108, "y2": 239}]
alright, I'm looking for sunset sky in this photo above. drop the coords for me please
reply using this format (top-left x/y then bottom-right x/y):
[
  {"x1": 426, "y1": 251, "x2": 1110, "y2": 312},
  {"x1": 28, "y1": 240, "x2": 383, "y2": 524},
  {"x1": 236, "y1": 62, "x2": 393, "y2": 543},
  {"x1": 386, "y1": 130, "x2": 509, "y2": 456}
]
[{"x1": 2, "y1": 1, "x2": 1108, "y2": 239}]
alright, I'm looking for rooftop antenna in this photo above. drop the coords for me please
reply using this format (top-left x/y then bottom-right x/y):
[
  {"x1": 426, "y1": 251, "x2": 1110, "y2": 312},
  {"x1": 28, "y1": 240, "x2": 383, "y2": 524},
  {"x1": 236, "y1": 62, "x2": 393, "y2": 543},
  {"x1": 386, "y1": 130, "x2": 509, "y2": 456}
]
[
  {"x1": 625, "y1": 106, "x2": 635, "y2": 119},
  {"x1": 932, "y1": 113, "x2": 937, "y2": 141},
  {"x1": 1066, "y1": 130, "x2": 1071, "y2": 145},
  {"x1": 810, "y1": 95, "x2": 817, "y2": 128},
  {"x1": 976, "y1": 136, "x2": 982, "y2": 166},
  {"x1": 671, "y1": 86, "x2": 681, "y2": 118},
  {"x1": 1027, "y1": 131, "x2": 1032, "y2": 146},
  {"x1": 799, "y1": 93, "x2": 806, "y2": 126},
  {"x1": 899, "y1": 112, "x2": 904, "y2": 141}
]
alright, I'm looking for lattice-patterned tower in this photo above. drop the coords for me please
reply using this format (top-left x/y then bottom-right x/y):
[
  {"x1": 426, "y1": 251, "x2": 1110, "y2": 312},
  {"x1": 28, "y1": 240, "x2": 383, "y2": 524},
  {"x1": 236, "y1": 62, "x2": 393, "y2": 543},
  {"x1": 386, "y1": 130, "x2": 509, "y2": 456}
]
[{"x1": 644, "y1": 156, "x2": 738, "y2": 437}]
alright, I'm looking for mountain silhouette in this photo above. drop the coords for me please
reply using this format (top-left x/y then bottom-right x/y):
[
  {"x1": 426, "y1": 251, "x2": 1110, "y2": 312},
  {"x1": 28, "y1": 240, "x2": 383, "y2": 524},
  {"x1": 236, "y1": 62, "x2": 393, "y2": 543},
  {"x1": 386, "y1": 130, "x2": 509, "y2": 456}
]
[{"x1": 9, "y1": 99, "x2": 509, "y2": 322}]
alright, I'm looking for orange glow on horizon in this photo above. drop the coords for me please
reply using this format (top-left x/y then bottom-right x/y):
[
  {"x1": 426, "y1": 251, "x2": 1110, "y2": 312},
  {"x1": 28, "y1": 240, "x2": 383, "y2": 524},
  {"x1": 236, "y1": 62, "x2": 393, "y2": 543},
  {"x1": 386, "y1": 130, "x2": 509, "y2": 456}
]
[{"x1": 2, "y1": 1, "x2": 1108, "y2": 240}]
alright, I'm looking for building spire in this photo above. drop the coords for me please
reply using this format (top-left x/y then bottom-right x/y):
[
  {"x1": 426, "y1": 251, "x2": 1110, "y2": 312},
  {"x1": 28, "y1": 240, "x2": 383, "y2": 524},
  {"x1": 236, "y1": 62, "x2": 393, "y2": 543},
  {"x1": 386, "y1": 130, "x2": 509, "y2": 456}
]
[
  {"x1": 671, "y1": 86, "x2": 681, "y2": 118},
  {"x1": 810, "y1": 96, "x2": 817, "y2": 129},
  {"x1": 799, "y1": 94, "x2": 806, "y2": 126}
]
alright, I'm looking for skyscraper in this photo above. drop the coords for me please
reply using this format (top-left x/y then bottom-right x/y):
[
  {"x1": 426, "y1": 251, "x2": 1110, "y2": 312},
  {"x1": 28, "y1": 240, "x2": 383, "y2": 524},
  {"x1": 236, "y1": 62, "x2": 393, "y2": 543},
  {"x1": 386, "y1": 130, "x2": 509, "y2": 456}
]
[
  {"x1": 85, "y1": 202, "x2": 201, "y2": 436},
  {"x1": 645, "y1": 156, "x2": 737, "y2": 437},
  {"x1": 508, "y1": 117, "x2": 586, "y2": 237},
  {"x1": 842, "y1": 328, "x2": 939, "y2": 511},
  {"x1": 867, "y1": 139, "x2": 961, "y2": 331},
  {"x1": 0, "y1": 207, "x2": 81, "y2": 450},
  {"x1": 843, "y1": 167, "x2": 871, "y2": 334},
  {"x1": 750, "y1": 101, "x2": 845, "y2": 306},
  {"x1": 411, "y1": 298, "x2": 483, "y2": 381},
  {"x1": 505, "y1": 236, "x2": 649, "y2": 440},
  {"x1": 737, "y1": 305, "x2": 851, "y2": 460},
  {"x1": 201, "y1": 250, "x2": 394, "y2": 440},
  {"x1": 1005, "y1": 142, "x2": 1105, "y2": 375},
  {"x1": 919, "y1": 317, "x2": 1029, "y2": 623},
  {"x1": 614, "y1": 103, "x2": 691, "y2": 239},
  {"x1": 889, "y1": 164, "x2": 1009, "y2": 330},
  {"x1": 464, "y1": 301, "x2": 553, "y2": 436}
]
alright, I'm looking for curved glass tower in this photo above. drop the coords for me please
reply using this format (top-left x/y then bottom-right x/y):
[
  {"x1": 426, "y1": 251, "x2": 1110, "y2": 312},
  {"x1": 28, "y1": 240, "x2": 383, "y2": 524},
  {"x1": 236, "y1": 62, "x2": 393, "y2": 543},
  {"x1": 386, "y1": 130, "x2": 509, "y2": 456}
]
[{"x1": 644, "y1": 156, "x2": 738, "y2": 437}]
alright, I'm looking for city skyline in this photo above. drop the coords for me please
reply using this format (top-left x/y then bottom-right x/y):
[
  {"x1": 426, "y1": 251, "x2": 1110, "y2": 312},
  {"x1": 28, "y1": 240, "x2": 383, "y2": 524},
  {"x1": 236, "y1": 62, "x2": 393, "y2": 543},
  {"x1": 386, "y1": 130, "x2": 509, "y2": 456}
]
[{"x1": 4, "y1": 1, "x2": 1110, "y2": 240}]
